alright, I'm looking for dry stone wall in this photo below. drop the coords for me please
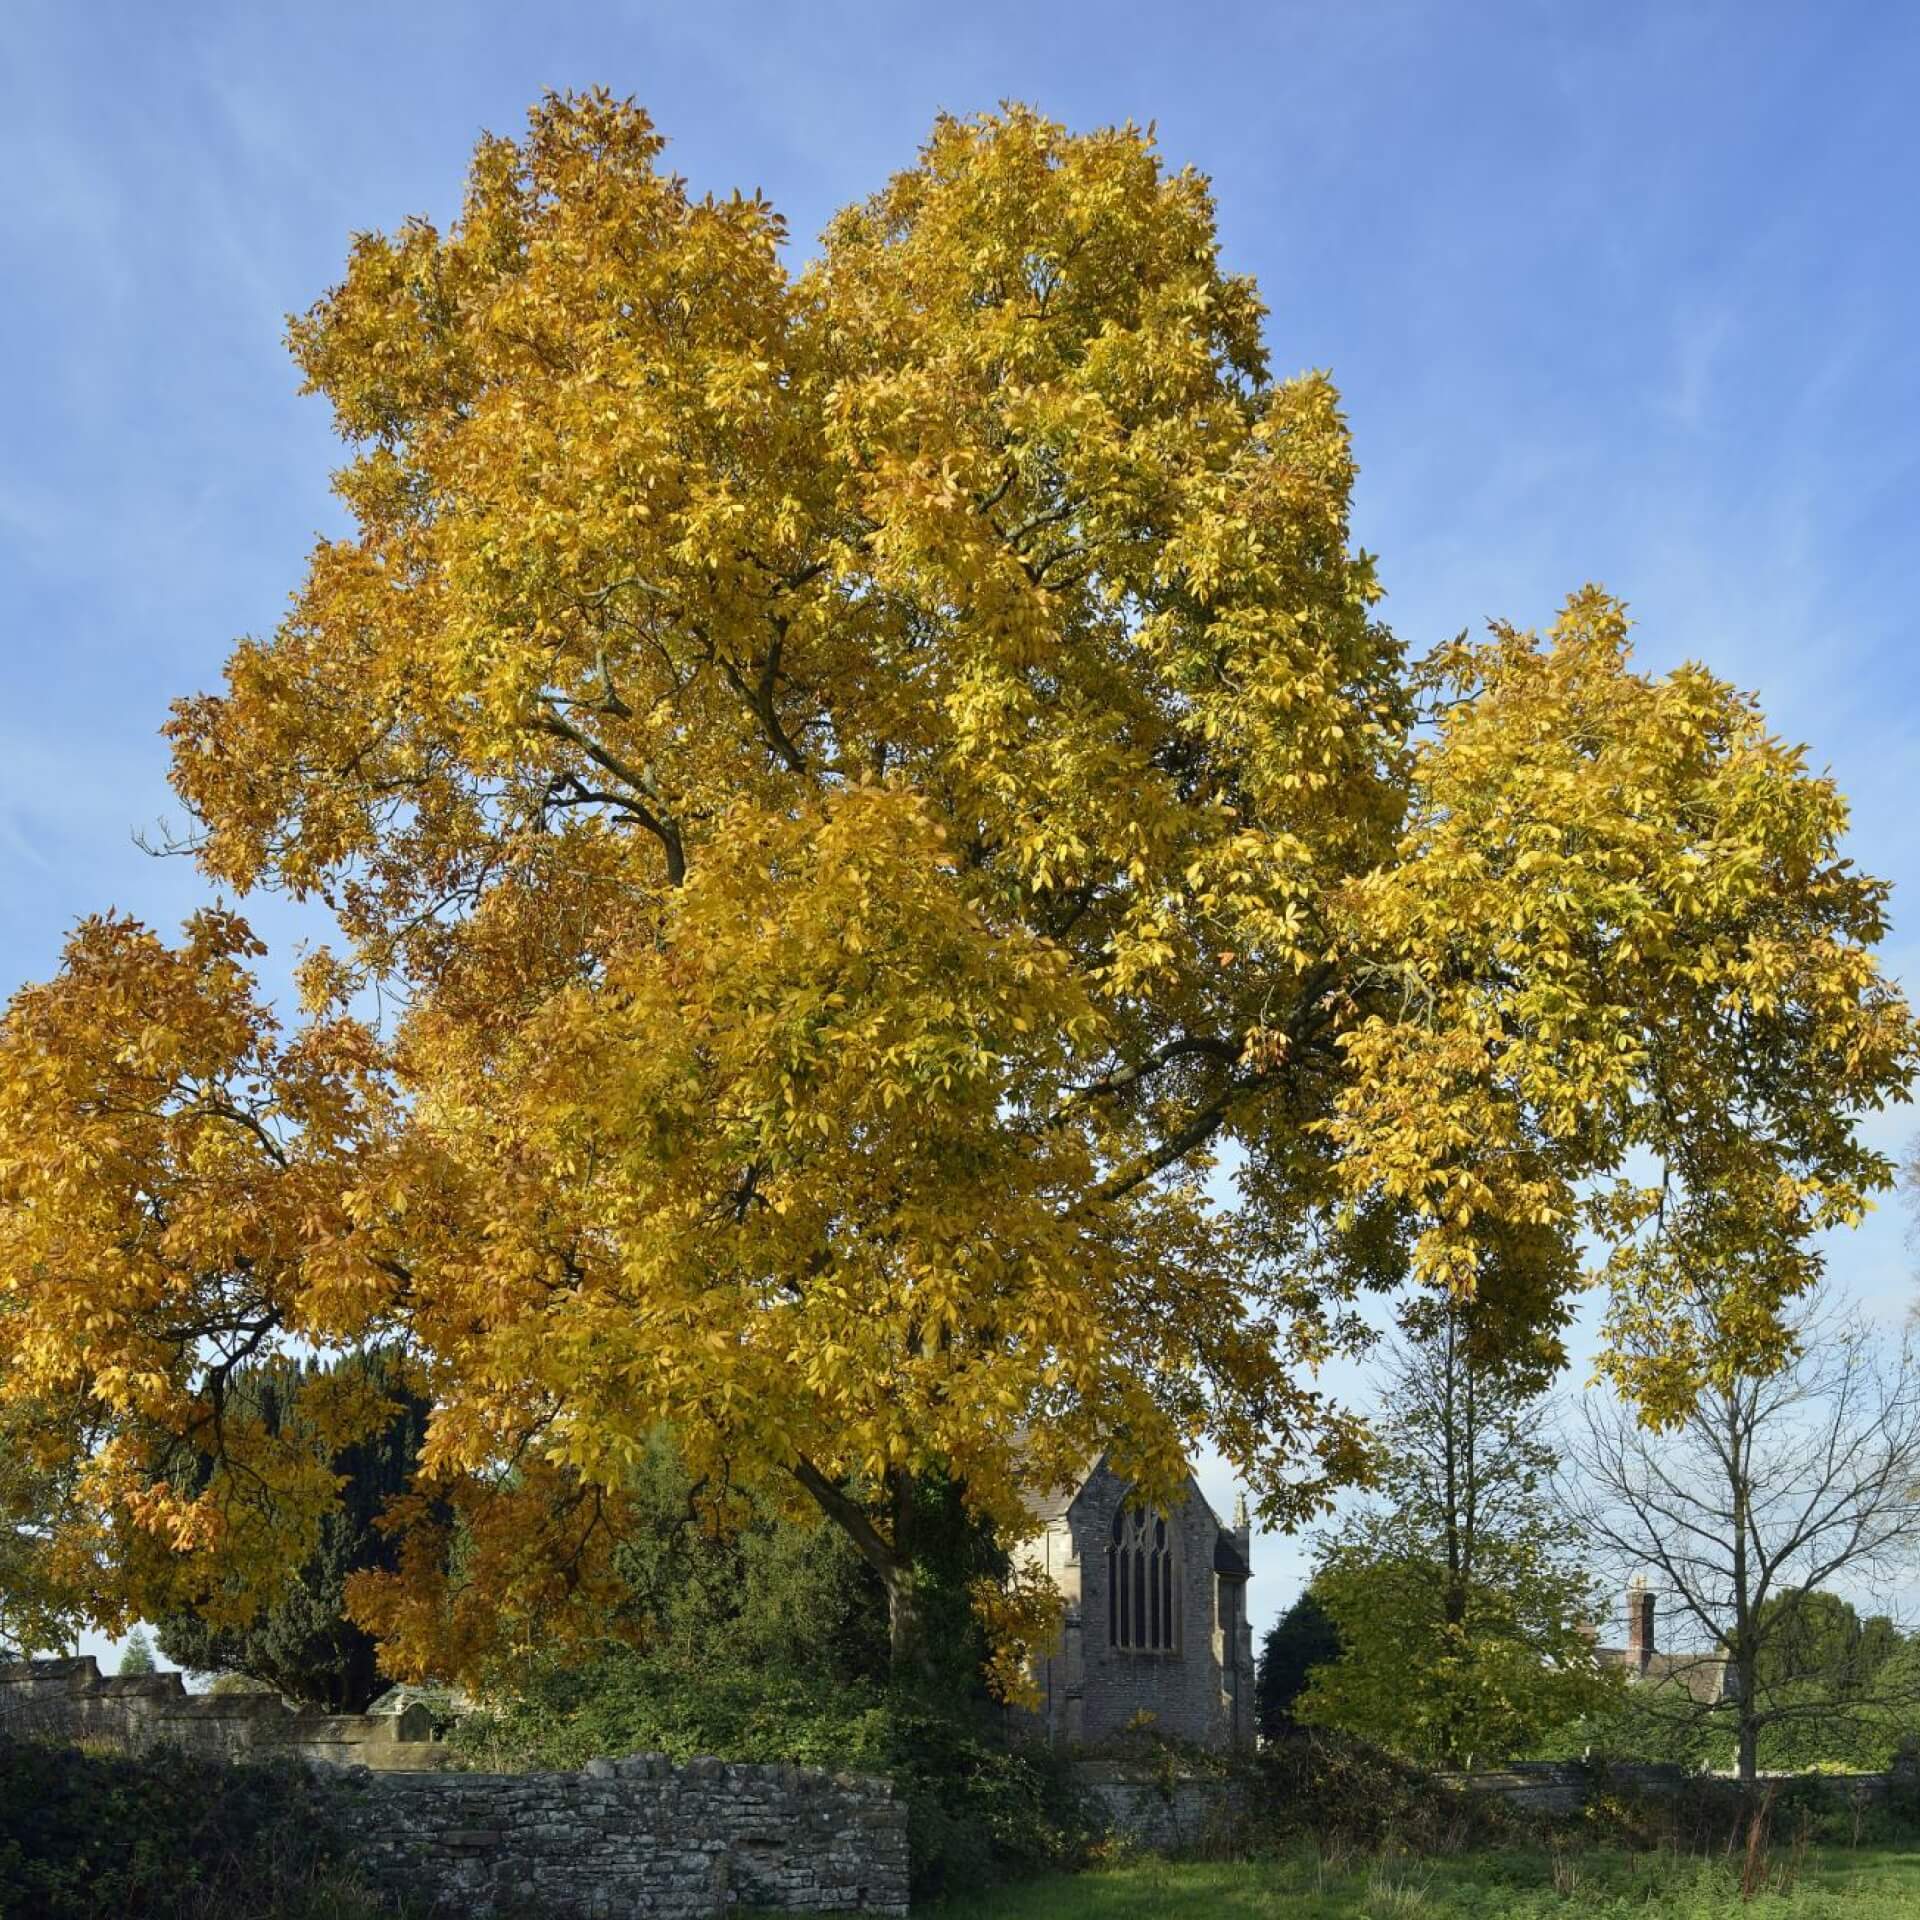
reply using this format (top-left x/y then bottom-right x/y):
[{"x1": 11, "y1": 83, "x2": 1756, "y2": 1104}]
[
  {"x1": 327, "y1": 1756, "x2": 909, "y2": 1918},
  {"x1": 3, "y1": 1658, "x2": 910, "y2": 1916},
  {"x1": 1438, "y1": 1759, "x2": 1915, "y2": 1817}
]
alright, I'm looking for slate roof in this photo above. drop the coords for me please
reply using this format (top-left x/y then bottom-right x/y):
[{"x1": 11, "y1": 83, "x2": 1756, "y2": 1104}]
[
  {"x1": 1021, "y1": 1458, "x2": 1098, "y2": 1527},
  {"x1": 1595, "y1": 1646, "x2": 1730, "y2": 1704}
]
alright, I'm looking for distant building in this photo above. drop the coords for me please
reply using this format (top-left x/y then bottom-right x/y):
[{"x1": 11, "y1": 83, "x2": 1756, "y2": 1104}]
[
  {"x1": 1017, "y1": 1453, "x2": 1256, "y2": 1750},
  {"x1": 1594, "y1": 1575, "x2": 1729, "y2": 1704}
]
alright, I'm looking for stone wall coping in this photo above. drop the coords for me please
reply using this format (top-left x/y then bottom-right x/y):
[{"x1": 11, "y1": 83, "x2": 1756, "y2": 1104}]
[
  {"x1": 357, "y1": 1758, "x2": 897, "y2": 1795},
  {"x1": 91, "y1": 1672, "x2": 187, "y2": 1699},
  {"x1": 0, "y1": 1655, "x2": 102, "y2": 1684}
]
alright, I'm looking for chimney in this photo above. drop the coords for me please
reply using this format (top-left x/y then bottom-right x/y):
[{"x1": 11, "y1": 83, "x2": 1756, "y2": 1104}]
[{"x1": 1626, "y1": 1575, "x2": 1655, "y2": 1672}]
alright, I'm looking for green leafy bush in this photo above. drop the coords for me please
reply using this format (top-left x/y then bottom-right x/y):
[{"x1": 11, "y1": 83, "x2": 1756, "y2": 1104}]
[
  {"x1": 882, "y1": 1706, "x2": 1099, "y2": 1898},
  {"x1": 0, "y1": 1737, "x2": 400, "y2": 1919},
  {"x1": 1243, "y1": 1732, "x2": 1514, "y2": 1855}
]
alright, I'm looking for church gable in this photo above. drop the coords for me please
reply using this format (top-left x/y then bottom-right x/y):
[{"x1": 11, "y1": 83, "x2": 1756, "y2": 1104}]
[{"x1": 1019, "y1": 1452, "x2": 1255, "y2": 1750}]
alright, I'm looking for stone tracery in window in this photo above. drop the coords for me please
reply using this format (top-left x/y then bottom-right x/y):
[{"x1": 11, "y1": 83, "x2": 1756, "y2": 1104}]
[{"x1": 1108, "y1": 1503, "x2": 1176, "y2": 1651}]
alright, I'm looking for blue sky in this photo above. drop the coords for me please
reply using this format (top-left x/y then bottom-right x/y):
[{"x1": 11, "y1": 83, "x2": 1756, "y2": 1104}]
[{"x1": 6, "y1": 1, "x2": 1919, "y2": 1661}]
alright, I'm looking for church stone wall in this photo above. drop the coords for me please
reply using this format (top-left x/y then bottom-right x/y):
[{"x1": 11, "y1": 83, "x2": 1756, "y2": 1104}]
[{"x1": 1071, "y1": 1759, "x2": 1248, "y2": 1850}]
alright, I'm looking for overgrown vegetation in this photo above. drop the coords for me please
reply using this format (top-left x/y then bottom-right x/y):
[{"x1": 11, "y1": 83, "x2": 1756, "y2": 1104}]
[
  {"x1": 929, "y1": 1843, "x2": 1920, "y2": 1918},
  {"x1": 931, "y1": 1735, "x2": 1920, "y2": 1916},
  {"x1": 449, "y1": 1440, "x2": 1098, "y2": 1900},
  {"x1": 0, "y1": 1738, "x2": 402, "y2": 1920},
  {"x1": 1242, "y1": 1735, "x2": 1515, "y2": 1857}
]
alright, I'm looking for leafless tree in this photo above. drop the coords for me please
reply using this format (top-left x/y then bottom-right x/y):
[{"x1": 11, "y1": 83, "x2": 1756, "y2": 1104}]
[{"x1": 1566, "y1": 1286, "x2": 1920, "y2": 1787}]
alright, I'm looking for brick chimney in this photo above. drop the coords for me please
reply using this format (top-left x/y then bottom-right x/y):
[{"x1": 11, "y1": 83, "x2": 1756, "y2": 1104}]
[{"x1": 1626, "y1": 1575, "x2": 1655, "y2": 1673}]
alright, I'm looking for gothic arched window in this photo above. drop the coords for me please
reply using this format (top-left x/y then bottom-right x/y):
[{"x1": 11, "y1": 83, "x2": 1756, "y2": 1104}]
[{"x1": 1108, "y1": 1503, "x2": 1176, "y2": 1652}]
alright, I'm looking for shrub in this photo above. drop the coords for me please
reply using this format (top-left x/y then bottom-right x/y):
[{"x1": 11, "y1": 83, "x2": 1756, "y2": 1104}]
[
  {"x1": 881, "y1": 1707, "x2": 1099, "y2": 1899},
  {"x1": 0, "y1": 1736, "x2": 402, "y2": 1919},
  {"x1": 1244, "y1": 1731, "x2": 1513, "y2": 1856}
]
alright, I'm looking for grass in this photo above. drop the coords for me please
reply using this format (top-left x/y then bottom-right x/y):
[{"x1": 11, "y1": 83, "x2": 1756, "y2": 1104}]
[{"x1": 921, "y1": 1843, "x2": 1920, "y2": 1917}]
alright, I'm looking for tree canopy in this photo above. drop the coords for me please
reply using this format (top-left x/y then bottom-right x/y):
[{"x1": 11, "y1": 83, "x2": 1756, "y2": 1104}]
[{"x1": 0, "y1": 93, "x2": 1910, "y2": 1689}]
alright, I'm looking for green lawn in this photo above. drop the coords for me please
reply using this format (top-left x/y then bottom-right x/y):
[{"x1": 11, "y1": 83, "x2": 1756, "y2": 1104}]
[{"x1": 923, "y1": 1846, "x2": 1920, "y2": 1918}]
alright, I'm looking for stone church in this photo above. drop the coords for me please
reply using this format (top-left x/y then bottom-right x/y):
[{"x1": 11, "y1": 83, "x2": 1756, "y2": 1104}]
[{"x1": 1018, "y1": 1453, "x2": 1256, "y2": 1750}]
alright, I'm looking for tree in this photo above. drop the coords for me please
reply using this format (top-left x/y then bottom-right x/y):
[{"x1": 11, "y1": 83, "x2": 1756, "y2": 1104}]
[
  {"x1": 1296, "y1": 1308, "x2": 1617, "y2": 1768},
  {"x1": 1740, "y1": 1590, "x2": 1913, "y2": 1770},
  {"x1": 1255, "y1": 1586, "x2": 1341, "y2": 1741},
  {"x1": 0, "y1": 95, "x2": 1910, "y2": 1692},
  {"x1": 117, "y1": 1627, "x2": 155, "y2": 1676},
  {"x1": 155, "y1": 1351, "x2": 429, "y2": 1713},
  {"x1": 1751, "y1": 1588, "x2": 1890, "y2": 1698},
  {"x1": 0, "y1": 1412, "x2": 79, "y2": 1660},
  {"x1": 1569, "y1": 1288, "x2": 1920, "y2": 1786}
]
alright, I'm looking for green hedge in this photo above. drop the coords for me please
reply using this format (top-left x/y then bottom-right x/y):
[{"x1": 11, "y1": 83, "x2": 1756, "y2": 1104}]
[{"x1": 0, "y1": 1739, "x2": 401, "y2": 1920}]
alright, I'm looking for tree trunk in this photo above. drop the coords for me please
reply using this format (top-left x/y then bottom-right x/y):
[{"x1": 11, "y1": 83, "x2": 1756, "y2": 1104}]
[
  {"x1": 790, "y1": 1454, "x2": 926, "y2": 1685},
  {"x1": 885, "y1": 1565, "x2": 922, "y2": 1676},
  {"x1": 881, "y1": 1466, "x2": 925, "y2": 1686}
]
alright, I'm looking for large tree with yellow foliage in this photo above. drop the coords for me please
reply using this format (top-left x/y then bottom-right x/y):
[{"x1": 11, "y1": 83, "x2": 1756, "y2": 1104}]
[{"x1": 0, "y1": 95, "x2": 1909, "y2": 1688}]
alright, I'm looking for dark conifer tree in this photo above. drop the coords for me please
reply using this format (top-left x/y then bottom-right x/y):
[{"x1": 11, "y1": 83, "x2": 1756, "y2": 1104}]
[
  {"x1": 1255, "y1": 1587, "x2": 1341, "y2": 1741},
  {"x1": 157, "y1": 1351, "x2": 428, "y2": 1712}
]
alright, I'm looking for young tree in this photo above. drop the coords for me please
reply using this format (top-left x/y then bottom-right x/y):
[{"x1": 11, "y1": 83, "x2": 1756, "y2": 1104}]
[
  {"x1": 1297, "y1": 1309, "x2": 1617, "y2": 1767},
  {"x1": 116, "y1": 1627, "x2": 156, "y2": 1677},
  {"x1": 0, "y1": 96, "x2": 1909, "y2": 1691},
  {"x1": 1569, "y1": 1289, "x2": 1920, "y2": 1786},
  {"x1": 1255, "y1": 1586, "x2": 1341, "y2": 1741},
  {"x1": 154, "y1": 1352, "x2": 429, "y2": 1713}
]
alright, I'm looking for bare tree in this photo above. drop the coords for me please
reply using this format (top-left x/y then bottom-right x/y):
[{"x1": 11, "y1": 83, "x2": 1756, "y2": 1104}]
[{"x1": 1567, "y1": 1287, "x2": 1920, "y2": 1787}]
